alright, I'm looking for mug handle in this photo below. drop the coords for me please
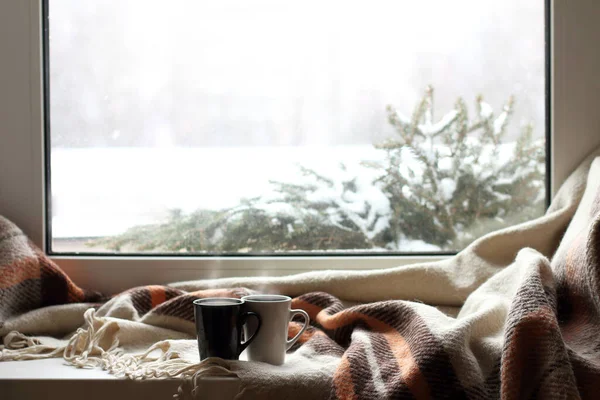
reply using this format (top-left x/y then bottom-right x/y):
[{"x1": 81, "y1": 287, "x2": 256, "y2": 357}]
[
  {"x1": 286, "y1": 309, "x2": 310, "y2": 350},
  {"x1": 238, "y1": 311, "x2": 262, "y2": 356}
]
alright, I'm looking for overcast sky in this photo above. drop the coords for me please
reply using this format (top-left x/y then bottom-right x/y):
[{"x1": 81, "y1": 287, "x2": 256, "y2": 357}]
[{"x1": 49, "y1": 0, "x2": 545, "y2": 147}]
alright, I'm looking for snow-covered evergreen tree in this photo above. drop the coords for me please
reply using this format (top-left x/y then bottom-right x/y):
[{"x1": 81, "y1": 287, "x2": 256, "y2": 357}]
[
  {"x1": 90, "y1": 87, "x2": 545, "y2": 253},
  {"x1": 372, "y1": 86, "x2": 545, "y2": 249}
]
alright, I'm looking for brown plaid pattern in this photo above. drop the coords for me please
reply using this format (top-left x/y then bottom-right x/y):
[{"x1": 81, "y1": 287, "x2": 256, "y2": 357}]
[
  {"x1": 0, "y1": 217, "x2": 103, "y2": 327},
  {"x1": 1, "y1": 180, "x2": 600, "y2": 399}
]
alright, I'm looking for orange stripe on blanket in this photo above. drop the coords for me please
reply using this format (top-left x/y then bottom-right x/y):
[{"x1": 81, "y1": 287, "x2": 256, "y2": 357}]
[
  {"x1": 287, "y1": 322, "x2": 327, "y2": 345},
  {"x1": 334, "y1": 354, "x2": 358, "y2": 400},
  {"x1": 380, "y1": 324, "x2": 431, "y2": 399},
  {"x1": 292, "y1": 298, "x2": 324, "y2": 320},
  {"x1": 0, "y1": 257, "x2": 41, "y2": 289},
  {"x1": 66, "y1": 281, "x2": 86, "y2": 302},
  {"x1": 316, "y1": 309, "x2": 431, "y2": 399},
  {"x1": 148, "y1": 285, "x2": 167, "y2": 308}
]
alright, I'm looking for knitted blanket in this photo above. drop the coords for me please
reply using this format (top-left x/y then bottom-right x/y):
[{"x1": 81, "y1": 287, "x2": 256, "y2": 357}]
[{"x1": 2, "y1": 148, "x2": 600, "y2": 399}]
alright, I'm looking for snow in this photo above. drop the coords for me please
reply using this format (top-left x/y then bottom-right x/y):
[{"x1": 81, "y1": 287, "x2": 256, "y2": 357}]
[
  {"x1": 479, "y1": 101, "x2": 493, "y2": 119},
  {"x1": 418, "y1": 110, "x2": 458, "y2": 136},
  {"x1": 394, "y1": 237, "x2": 441, "y2": 252},
  {"x1": 398, "y1": 142, "x2": 517, "y2": 184},
  {"x1": 494, "y1": 192, "x2": 512, "y2": 202},
  {"x1": 51, "y1": 146, "x2": 383, "y2": 238},
  {"x1": 534, "y1": 188, "x2": 547, "y2": 204},
  {"x1": 297, "y1": 163, "x2": 392, "y2": 240},
  {"x1": 391, "y1": 110, "x2": 411, "y2": 125},
  {"x1": 50, "y1": 140, "x2": 542, "y2": 252},
  {"x1": 437, "y1": 157, "x2": 453, "y2": 172},
  {"x1": 398, "y1": 147, "x2": 424, "y2": 183},
  {"x1": 497, "y1": 142, "x2": 517, "y2": 165},
  {"x1": 439, "y1": 178, "x2": 456, "y2": 201},
  {"x1": 494, "y1": 177, "x2": 516, "y2": 186},
  {"x1": 253, "y1": 202, "x2": 297, "y2": 216},
  {"x1": 493, "y1": 111, "x2": 508, "y2": 134}
]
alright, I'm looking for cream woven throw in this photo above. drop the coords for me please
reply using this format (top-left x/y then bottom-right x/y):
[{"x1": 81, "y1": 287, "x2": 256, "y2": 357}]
[{"x1": 2, "y1": 146, "x2": 600, "y2": 399}]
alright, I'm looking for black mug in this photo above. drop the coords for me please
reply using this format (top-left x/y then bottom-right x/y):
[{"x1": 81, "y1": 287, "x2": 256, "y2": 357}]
[{"x1": 193, "y1": 298, "x2": 262, "y2": 361}]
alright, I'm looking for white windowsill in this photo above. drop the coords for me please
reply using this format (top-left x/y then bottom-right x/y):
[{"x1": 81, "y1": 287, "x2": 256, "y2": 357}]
[{"x1": 0, "y1": 358, "x2": 241, "y2": 400}]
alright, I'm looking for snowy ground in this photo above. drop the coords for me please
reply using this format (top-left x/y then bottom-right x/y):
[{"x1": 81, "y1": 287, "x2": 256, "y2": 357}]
[
  {"x1": 51, "y1": 145, "x2": 385, "y2": 238},
  {"x1": 50, "y1": 143, "x2": 524, "y2": 252}
]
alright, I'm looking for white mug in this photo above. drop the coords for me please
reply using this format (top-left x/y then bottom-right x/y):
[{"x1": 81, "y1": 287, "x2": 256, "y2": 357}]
[{"x1": 241, "y1": 294, "x2": 310, "y2": 365}]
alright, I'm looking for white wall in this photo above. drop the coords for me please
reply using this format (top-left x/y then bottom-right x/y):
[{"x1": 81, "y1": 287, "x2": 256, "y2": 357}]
[
  {"x1": 552, "y1": 0, "x2": 600, "y2": 190},
  {"x1": 0, "y1": 1, "x2": 44, "y2": 246}
]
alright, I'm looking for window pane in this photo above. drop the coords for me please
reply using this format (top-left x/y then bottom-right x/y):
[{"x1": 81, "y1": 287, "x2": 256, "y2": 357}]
[{"x1": 47, "y1": 0, "x2": 546, "y2": 254}]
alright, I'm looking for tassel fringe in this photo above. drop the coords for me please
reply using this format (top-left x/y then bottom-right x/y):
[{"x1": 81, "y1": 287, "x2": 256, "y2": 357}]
[
  {"x1": 0, "y1": 331, "x2": 65, "y2": 360},
  {"x1": 63, "y1": 308, "x2": 121, "y2": 368},
  {"x1": 1, "y1": 308, "x2": 239, "y2": 398}
]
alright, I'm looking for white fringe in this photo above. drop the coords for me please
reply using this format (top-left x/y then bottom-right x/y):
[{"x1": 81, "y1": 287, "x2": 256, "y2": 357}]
[
  {"x1": 0, "y1": 331, "x2": 65, "y2": 360},
  {"x1": 64, "y1": 308, "x2": 121, "y2": 368},
  {"x1": 1, "y1": 308, "x2": 239, "y2": 398},
  {"x1": 102, "y1": 339, "x2": 239, "y2": 399}
]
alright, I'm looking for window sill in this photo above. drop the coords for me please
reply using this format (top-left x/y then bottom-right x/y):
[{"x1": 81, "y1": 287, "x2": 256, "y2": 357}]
[
  {"x1": 0, "y1": 358, "x2": 240, "y2": 400},
  {"x1": 51, "y1": 255, "x2": 449, "y2": 294}
]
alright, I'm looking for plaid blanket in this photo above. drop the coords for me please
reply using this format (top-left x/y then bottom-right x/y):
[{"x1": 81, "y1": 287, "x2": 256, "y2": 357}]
[
  {"x1": 0, "y1": 216, "x2": 103, "y2": 325},
  {"x1": 2, "y1": 152, "x2": 600, "y2": 399}
]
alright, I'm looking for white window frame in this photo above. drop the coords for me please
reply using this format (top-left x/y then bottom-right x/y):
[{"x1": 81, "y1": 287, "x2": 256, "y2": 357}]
[{"x1": 1, "y1": 0, "x2": 599, "y2": 294}]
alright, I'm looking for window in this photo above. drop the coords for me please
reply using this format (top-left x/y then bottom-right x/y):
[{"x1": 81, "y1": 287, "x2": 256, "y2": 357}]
[
  {"x1": 47, "y1": 0, "x2": 547, "y2": 256},
  {"x1": 2, "y1": 1, "x2": 600, "y2": 293}
]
